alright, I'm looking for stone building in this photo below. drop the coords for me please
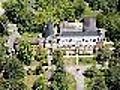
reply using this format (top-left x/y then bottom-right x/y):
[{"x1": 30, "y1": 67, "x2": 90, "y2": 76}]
[{"x1": 46, "y1": 17, "x2": 106, "y2": 55}]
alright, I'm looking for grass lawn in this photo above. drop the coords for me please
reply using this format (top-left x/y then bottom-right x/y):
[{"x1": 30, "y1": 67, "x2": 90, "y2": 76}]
[
  {"x1": 78, "y1": 57, "x2": 96, "y2": 66},
  {"x1": 30, "y1": 60, "x2": 40, "y2": 71},
  {"x1": 66, "y1": 73, "x2": 76, "y2": 90},
  {"x1": 64, "y1": 57, "x2": 76, "y2": 66},
  {"x1": 24, "y1": 75, "x2": 36, "y2": 90},
  {"x1": 20, "y1": 32, "x2": 40, "y2": 42},
  {"x1": 84, "y1": 78, "x2": 93, "y2": 90},
  {"x1": 64, "y1": 57, "x2": 96, "y2": 66},
  {"x1": 23, "y1": 60, "x2": 41, "y2": 90}
]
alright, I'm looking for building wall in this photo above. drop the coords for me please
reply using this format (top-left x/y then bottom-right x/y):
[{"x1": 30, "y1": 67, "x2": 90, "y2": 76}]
[
  {"x1": 58, "y1": 36, "x2": 103, "y2": 55},
  {"x1": 59, "y1": 36, "x2": 102, "y2": 45}
]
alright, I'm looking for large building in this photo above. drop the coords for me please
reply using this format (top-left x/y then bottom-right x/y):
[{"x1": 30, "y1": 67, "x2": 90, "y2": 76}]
[{"x1": 46, "y1": 17, "x2": 106, "y2": 55}]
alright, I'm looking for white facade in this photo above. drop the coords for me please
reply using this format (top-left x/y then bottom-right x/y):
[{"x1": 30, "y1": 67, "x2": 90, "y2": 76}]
[
  {"x1": 57, "y1": 35, "x2": 103, "y2": 55},
  {"x1": 59, "y1": 36, "x2": 102, "y2": 45}
]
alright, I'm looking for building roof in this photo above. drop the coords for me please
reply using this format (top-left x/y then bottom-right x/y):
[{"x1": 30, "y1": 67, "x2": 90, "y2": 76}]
[{"x1": 60, "y1": 31, "x2": 102, "y2": 37}]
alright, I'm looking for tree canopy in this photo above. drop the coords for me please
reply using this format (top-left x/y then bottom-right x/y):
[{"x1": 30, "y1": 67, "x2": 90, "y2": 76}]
[
  {"x1": 84, "y1": 44, "x2": 120, "y2": 90},
  {"x1": 1, "y1": 0, "x2": 92, "y2": 33},
  {"x1": 96, "y1": 13, "x2": 120, "y2": 41},
  {"x1": 85, "y1": 0, "x2": 119, "y2": 13},
  {"x1": 51, "y1": 49, "x2": 68, "y2": 90}
]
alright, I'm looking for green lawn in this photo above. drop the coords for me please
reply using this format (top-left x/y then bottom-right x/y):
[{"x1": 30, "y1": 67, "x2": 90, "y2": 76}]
[
  {"x1": 24, "y1": 75, "x2": 36, "y2": 90},
  {"x1": 84, "y1": 78, "x2": 93, "y2": 90},
  {"x1": 20, "y1": 32, "x2": 40, "y2": 42},
  {"x1": 64, "y1": 57, "x2": 96, "y2": 66},
  {"x1": 64, "y1": 57, "x2": 76, "y2": 66},
  {"x1": 78, "y1": 57, "x2": 96, "y2": 66},
  {"x1": 66, "y1": 73, "x2": 76, "y2": 90}
]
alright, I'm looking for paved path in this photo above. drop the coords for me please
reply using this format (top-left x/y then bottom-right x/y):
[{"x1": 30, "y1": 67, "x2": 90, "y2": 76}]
[{"x1": 65, "y1": 65, "x2": 87, "y2": 90}]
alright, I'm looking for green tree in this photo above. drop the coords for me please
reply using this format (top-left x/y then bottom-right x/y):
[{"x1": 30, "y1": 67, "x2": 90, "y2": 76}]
[
  {"x1": 33, "y1": 0, "x2": 75, "y2": 24},
  {"x1": 2, "y1": 0, "x2": 44, "y2": 33},
  {"x1": 0, "y1": 37, "x2": 6, "y2": 73},
  {"x1": 17, "y1": 40, "x2": 33, "y2": 65},
  {"x1": 32, "y1": 74, "x2": 48, "y2": 90},
  {"x1": 3, "y1": 0, "x2": 75, "y2": 33},
  {"x1": 84, "y1": 66, "x2": 108, "y2": 90},
  {"x1": 0, "y1": 79, "x2": 26, "y2": 90},
  {"x1": 51, "y1": 49, "x2": 68, "y2": 90},
  {"x1": 96, "y1": 13, "x2": 120, "y2": 41},
  {"x1": 0, "y1": 33, "x2": 26, "y2": 90},
  {"x1": 105, "y1": 65, "x2": 120, "y2": 90},
  {"x1": 84, "y1": 43, "x2": 120, "y2": 90},
  {"x1": 1, "y1": 56, "x2": 26, "y2": 90},
  {"x1": 96, "y1": 48, "x2": 113, "y2": 66},
  {"x1": 0, "y1": 37, "x2": 7, "y2": 90},
  {"x1": 85, "y1": 0, "x2": 119, "y2": 13},
  {"x1": 34, "y1": 45, "x2": 48, "y2": 61},
  {"x1": 105, "y1": 42, "x2": 120, "y2": 90},
  {"x1": 73, "y1": 0, "x2": 85, "y2": 18},
  {"x1": 3, "y1": 57, "x2": 24, "y2": 80}
]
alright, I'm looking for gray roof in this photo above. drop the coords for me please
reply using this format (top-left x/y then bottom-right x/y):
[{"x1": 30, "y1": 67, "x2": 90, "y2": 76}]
[
  {"x1": 44, "y1": 23, "x2": 54, "y2": 37},
  {"x1": 60, "y1": 31, "x2": 102, "y2": 37}
]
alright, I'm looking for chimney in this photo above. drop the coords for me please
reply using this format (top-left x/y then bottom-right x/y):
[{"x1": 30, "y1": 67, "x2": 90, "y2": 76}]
[{"x1": 83, "y1": 17, "x2": 96, "y2": 31}]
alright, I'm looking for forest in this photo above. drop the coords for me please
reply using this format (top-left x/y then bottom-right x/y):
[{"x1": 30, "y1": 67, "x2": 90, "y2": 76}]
[{"x1": 0, "y1": 0, "x2": 120, "y2": 90}]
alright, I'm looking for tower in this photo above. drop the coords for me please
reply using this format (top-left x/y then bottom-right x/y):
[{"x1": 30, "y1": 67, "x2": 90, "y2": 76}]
[{"x1": 83, "y1": 17, "x2": 96, "y2": 31}]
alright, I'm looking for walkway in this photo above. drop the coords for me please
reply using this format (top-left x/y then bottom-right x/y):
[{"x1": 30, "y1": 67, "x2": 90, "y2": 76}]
[{"x1": 65, "y1": 65, "x2": 87, "y2": 90}]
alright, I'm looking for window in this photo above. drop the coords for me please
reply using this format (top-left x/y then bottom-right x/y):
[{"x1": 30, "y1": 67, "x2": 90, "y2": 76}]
[
  {"x1": 90, "y1": 39, "x2": 92, "y2": 41},
  {"x1": 57, "y1": 39, "x2": 60, "y2": 43},
  {"x1": 97, "y1": 30, "x2": 101, "y2": 33},
  {"x1": 103, "y1": 38, "x2": 105, "y2": 41},
  {"x1": 82, "y1": 39, "x2": 85, "y2": 42},
  {"x1": 72, "y1": 45, "x2": 75, "y2": 47},
  {"x1": 93, "y1": 39, "x2": 96, "y2": 42},
  {"x1": 97, "y1": 38, "x2": 99, "y2": 42},
  {"x1": 69, "y1": 39, "x2": 72, "y2": 42},
  {"x1": 80, "y1": 45, "x2": 82, "y2": 47},
  {"x1": 85, "y1": 45, "x2": 87, "y2": 47},
  {"x1": 49, "y1": 40, "x2": 52, "y2": 43},
  {"x1": 86, "y1": 40, "x2": 88, "y2": 42}
]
